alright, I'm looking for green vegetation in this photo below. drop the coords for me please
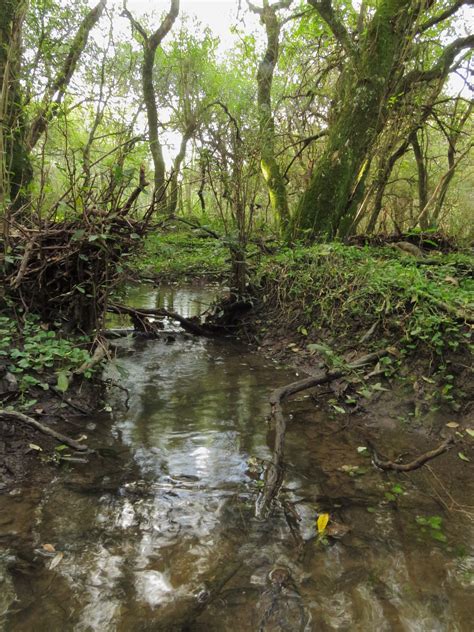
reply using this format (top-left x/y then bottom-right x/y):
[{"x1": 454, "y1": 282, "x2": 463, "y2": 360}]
[
  {"x1": 0, "y1": 314, "x2": 95, "y2": 407},
  {"x1": 132, "y1": 230, "x2": 229, "y2": 280},
  {"x1": 251, "y1": 242, "x2": 472, "y2": 409},
  {"x1": 255, "y1": 243, "x2": 472, "y2": 352}
]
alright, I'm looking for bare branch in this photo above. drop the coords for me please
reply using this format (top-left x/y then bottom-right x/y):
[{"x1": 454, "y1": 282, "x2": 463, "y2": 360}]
[
  {"x1": 401, "y1": 35, "x2": 474, "y2": 88},
  {"x1": 418, "y1": 0, "x2": 474, "y2": 33}
]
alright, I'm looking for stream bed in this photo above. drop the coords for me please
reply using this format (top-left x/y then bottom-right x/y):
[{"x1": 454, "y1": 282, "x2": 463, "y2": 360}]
[{"x1": 1, "y1": 284, "x2": 473, "y2": 631}]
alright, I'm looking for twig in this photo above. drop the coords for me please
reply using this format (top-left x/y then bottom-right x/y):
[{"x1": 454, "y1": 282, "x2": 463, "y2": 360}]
[
  {"x1": 256, "y1": 349, "x2": 388, "y2": 518},
  {"x1": 368, "y1": 436, "x2": 455, "y2": 472},
  {"x1": 0, "y1": 409, "x2": 89, "y2": 452}
]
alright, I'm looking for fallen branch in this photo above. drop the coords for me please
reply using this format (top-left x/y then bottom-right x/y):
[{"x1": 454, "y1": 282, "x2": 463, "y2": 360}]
[
  {"x1": 0, "y1": 409, "x2": 89, "y2": 452},
  {"x1": 108, "y1": 303, "x2": 212, "y2": 336},
  {"x1": 256, "y1": 349, "x2": 388, "y2": 519},
  {"x1": 368, "y1": 436, "x2": 454, "y2": 472}
]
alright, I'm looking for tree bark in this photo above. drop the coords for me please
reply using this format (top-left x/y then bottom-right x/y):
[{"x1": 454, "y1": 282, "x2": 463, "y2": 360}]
[
  {"x1": 250, "y1": 1, "x2": 291, "y2": 230},
  {"x1": 411, "y1": 130, "x2": 429, "y2": 230},
  {"x1": 27, "y1": 0, "x2": 107, "y2": 150},
  {"x1": 0, "y1": 0, "x2": 30, "y2": 218}
]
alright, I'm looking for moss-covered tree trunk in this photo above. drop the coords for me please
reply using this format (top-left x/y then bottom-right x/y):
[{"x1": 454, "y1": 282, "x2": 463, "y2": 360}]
[
  {"x1": 0, "y1": 0, "x2": 30, "y2": 219},
  {"x1": 251, "y1": 0, "x2": 291, "y2": 230},
  {"x1": 123, "y1": 1, "x2": 180, "y2": 214},
  {"x1": 292, "y1": 0, "x2": 415, "y2": 240}
]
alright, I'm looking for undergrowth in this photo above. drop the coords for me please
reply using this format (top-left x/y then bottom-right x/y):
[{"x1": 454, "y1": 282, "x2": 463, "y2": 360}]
[
  {"x1": 131, "y1": 230, "x2": 229, "y2": 280},
  {"x1": 254, "y1": 243, "x2": 473, "y2": 407},
  {"x1": 0, "y1": 314, "x2": 94, "y2": 409}
]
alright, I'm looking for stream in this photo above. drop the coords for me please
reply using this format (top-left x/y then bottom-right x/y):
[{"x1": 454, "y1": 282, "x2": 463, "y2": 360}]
[{"x1": 1, "y1": 284, "x2": 473, "y2": 631}]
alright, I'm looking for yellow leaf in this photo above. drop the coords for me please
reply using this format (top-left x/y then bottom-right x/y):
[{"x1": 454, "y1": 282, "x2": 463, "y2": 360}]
[{"x1": 317, "y1": 513, "x2": 330, "y2": 534}]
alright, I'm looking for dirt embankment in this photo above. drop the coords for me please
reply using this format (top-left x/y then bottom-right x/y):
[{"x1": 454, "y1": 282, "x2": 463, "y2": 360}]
[{"x1": 235, "y1": 243, "x2": 473, "y2": 448}]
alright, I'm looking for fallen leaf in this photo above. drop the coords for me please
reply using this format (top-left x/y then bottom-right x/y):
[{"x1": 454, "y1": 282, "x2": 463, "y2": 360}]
[
  {"x1": 49, "y1": 552, "x2": 64, "y2": 570},
  {"x1": 465, "y1": 429, "x2": 474, "y2": 438},
  {"x1": 458, "y1": 452, "x2": 471, "y2": 462},
  {"x1": 357, "y1": 446, "x2": 368, "y2": 454},
  {"x1": 317, "y1": 513, "x2": 330, "y2": 534},
  {"x1": 446, "y1": 422, "x2": 459, "y2": 428},
  {"x1": 42, "y1": 543, "x2": 55, "y2": 553},
  {"x1": 28, "y1": 443, "x2": 43, "y2": 452}
]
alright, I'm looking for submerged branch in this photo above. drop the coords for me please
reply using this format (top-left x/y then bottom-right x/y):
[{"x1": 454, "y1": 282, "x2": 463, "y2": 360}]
[
  {"x1": 0, "y1": 409, "x2": 89, "y2": 452},
  {"x1": 256, "y1": 349, "x2": 387, "y2": 519},
  {"x1": 368, "y1": 436, "x2": 454, "y2": 472}
]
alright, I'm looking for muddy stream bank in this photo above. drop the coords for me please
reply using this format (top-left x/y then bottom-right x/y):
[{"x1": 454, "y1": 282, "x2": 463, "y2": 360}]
[{"x1": 1, "y1": 284, "x2": 473, "y2": 631}]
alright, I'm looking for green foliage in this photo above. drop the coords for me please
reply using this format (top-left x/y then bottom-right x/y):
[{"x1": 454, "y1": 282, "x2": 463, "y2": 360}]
[
  {"x1": 131, "y1": 229, "x2": 229, "y2": 280},
  {"x1": 255, "y1": 242, "x2": 472, "y2": 400},
  {"x1": 0, "y1": 314, "x2": 93, "y2": 398},
  {"x1": 416, "y1": 515, "x2": 447, "y2": 543}
]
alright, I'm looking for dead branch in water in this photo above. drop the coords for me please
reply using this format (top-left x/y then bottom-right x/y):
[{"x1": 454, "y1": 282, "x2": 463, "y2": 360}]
[
  {"x1": 108, "y1": 303, "x2": 212, "y2": 336},
  {"x1": 256, "y1": 349, "x2": 388, "y2": 519},
  {"x1": 0, "y1": 409, "x2": 89, "y2": 452},
  {"x1": 368, "y1": 436, "x2": 454, "y2": 472}
]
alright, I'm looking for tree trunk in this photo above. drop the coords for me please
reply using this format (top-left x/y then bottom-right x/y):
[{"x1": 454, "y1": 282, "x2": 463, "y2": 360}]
[
  {"x1": 292, "y1": 0, "x2": 414, "y2": 240},
  {"x1": 253, "y1": 1, "x2": 291, "y2": 230},
  {"x1": 291, "y1": 0, "x2": 474, "y2": 241},
  {"x1": 123, "y1": 1, "x2": 180, "y2": 214},
  {"x1": 411, "y1": 130, "x2": 429, "y2": 230},
  {"x1": 0, "y1": 0, "x2": 31, "y2": 219},
  {"x1": 366, "y1": 139, "x2": 410, "y2": 233},
  {"x1": 167, "y1": 122, "x2": 195, "y2": 215},
  {"x1": 27, "y1": 0, "x2": 107, "y2": 151}
]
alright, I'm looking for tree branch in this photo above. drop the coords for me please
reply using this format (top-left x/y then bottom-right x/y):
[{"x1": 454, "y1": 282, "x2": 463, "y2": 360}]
[
  {"x1": 149, "y1": 0, "x2": 180, "y2": 49},
  {"x1": 401, "y1": 35, "x2": 474, "y2": 88},
  {"x1": 418, "y1": 0, "x2": 473, "y2": 33},
  {"x1": 307, "y1": 0, "x2": 357, "y2": 61},
  {"x1": 27, "y1": 0, "x2": 107, "y2": 149}
]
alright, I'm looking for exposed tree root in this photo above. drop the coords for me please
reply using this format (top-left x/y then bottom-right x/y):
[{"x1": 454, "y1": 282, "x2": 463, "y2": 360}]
[
  {"x1": 0, "y1": 409, "x2": 89, "y2": 452},
  {"x1": 256, "y1": 350, "x2": 388, "y2": 519},
  {"x1": 368, "y1": 436, "x2": 454, "y2": 472}
]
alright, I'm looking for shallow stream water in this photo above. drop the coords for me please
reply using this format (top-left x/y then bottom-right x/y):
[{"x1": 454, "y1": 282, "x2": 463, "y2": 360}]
[{"x1": 1, "y1": 284, "x2": 473, "y2": 631}]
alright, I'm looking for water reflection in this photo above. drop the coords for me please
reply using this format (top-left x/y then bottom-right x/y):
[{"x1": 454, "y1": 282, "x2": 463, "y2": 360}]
[{"x1": 1, "y1": 285, "x2": 473, "y2": 631}]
